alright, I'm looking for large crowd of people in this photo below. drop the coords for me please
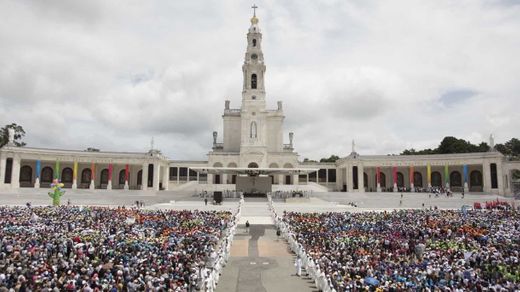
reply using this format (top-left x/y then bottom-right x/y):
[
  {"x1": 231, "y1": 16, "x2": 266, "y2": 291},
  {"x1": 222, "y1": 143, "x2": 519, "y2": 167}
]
[
  {"x1": 0, "y1": 205, "x2": 238, "y2": 291},
  {"x1": 278, "y1": 209, "x2": 520, "y2": 291}
]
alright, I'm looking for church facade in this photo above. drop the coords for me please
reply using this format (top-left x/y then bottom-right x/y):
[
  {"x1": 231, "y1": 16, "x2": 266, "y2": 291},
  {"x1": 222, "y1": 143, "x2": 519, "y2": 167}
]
[{"x1": 1, "y1": 15, "x2": 519, "y2": 196}]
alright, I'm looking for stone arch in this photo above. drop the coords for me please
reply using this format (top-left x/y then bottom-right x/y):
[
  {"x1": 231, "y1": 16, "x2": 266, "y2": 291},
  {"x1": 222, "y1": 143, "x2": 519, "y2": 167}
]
[
  {"x1": 61, "y1": 168, "x2": 73, "y2": 184},
  {"x1": 379, "y1": 172, "x2": 386, "y2": 188},
  {"x1": 100, "y1": 169, "x2": 109, "y2": 185},
  {"x1": 283, "y1": 163, "x2": 293, "y2": 168},
  {"x1": 413, "y1": 171, "x2": 423, "y2": 187},
  {"x1": 376, "y1": 173, "x2": 387, "y2": 188},
  {"x1": 252, "y1": 39, "x2": 257, "y2": 47},
  {"x1": 81, "y1": 169, "x2": 92, "y2": 184},
  {"x1": 41, "y1": 167, "x2": 53, "y2": 184},
  {"x1": 251, "y1": 74, "x2": 257, "y2": 89},
  {"x1": 248, "y1": 162, "x2": 259, "y2": 168},
  {"x1": 119, "y1": 169, "x2": 126, "y2": 185},
  {"x1": 469, "y1": 170, "x2": 483, "y2": 191},
  {"x1": 512, "y1": 169, "x2": 520, "y2": 181},
  {"x1": 269, "y1": 163, "x2": 279, "y2": 168},
  {"x1": 19, "y1": 165, "x2": 32, "y2": 183},
  {"x1": 137, "y1": 170, "x2": 143, "y2": 186},
  {"x1": 213, "y1": 162, "x2": 223, "y2": 167},
  {"x1": 450, "y1": 171, "x2": 462, "y2": 187},
  {"x1": 227, "y1": 162, "x2": 238, "y2": 168},
  {"x1": 431, "y1": 171, "x2": 442, "y2": 187},
  {"x1": 397, "y1": 172, "x2": 404, "y2": 188}
]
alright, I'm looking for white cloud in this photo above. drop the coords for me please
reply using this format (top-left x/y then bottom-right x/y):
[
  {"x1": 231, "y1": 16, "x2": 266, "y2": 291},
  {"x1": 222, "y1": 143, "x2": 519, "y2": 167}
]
[{"x1": 0, "y1": 0, "x2": 519, "y2": 160}]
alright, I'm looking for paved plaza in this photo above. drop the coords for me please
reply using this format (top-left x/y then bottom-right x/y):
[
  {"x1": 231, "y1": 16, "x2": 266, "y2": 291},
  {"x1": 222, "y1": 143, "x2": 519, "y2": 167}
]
[{"x1": 1, "y1": 188, "x2": 515, "y2": 212}]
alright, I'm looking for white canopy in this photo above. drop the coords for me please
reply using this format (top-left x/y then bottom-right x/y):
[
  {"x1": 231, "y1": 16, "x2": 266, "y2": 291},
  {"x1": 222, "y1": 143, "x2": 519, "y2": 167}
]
[{"x1": 190, "y1": 167, "x2": 319, "y2": 176}]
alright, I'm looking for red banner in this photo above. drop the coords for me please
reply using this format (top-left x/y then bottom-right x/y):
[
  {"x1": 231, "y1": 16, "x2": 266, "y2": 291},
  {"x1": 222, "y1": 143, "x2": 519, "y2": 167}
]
[{"x1": 108, "y1": 164, "x2": 113, "y2": 181}]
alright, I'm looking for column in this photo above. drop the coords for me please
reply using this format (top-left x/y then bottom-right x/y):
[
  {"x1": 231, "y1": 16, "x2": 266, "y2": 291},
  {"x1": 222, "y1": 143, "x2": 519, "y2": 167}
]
[
  {"x1": 376, "y1": 167, "x2": 381, "y2": 192},
  {"x1": 34, "y1": 160, "x2": 41, "y2": 188},
  {"x1": 107, "y1": 164, "x2": 113, "y2": 190},
  {"x1": 176, "y1": 167, "x2": 180, "y2": 184},
  {"x1": 54, "y1": 160, "x2": 61, "y2": 180},
  {"x1": 207, "y1": 173, "x2": 213, "y2": 185},
  {"x1": 153, "y1": 163, "x2": 160, "y2": 191},
  {"x1": 89, "y1": 162, "x2": 95, "y2": 190},
  {"x1": 426, "y1": 163, "x2": 432, "y2": 189},
  {"x1": 358, "y1": 165, "x2": 364, "y2": 192},
  {"x1": 482, "y1": 163, "x2": 491, "y2": 192},
  {"x1": 187, "y1": 168, "x2": 191, "y2": 182},
  {"x1": 463, "y1": 164, "x2": 469, "y2": 193},
  {"x1": 496, "y1": 162, "x2": 504, "y2": 195},
  {"x1": 222, "y1": 173, "x2": 228, "y2": 184},
  {"x1": 72, "y1": 162, "x2": 78, "y2": 189},
  {"x1": 124, "y1": 164, "x2": 129, "y2": 190},
  {"x1": 278, "y1": 174, "x2": 283, "y2": 185},
  {"x1": 326, "y1": 169, "x2": 329, "y2": 185},
  {"x1": 11, "y1": 156, "x2": 20, "y2": 189},
  {"x1": 293, "y1": 174, "x2": 299, "y2": 185},
  {"x1": 196, "y1": 172, "x2": 200, "y2": 183},
  {"x1": 162, "y1": 165, "x2": 170, "y2": 191},
  {"x1": 444, "y1": 164, "x2": 450, "y2": 189},
  {"x1": 0, "y1": 154, "x2": 6, "y2": 187},
  {"x1": 392, "y1": 166, "x2": 397, "y2": 192},
  {"x1": 346, "y1": 166, "x2": 354, "y2": 192},
  {"x1": 141, "y1": 163, "x2": 148, "y2": 190},
  {"x1": 409, "y1": 165, "x2": 415, "y2": 192}
]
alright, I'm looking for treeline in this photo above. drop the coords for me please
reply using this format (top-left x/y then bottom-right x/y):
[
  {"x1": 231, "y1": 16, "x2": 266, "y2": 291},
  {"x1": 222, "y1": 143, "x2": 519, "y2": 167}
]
[
  {"x1": 401, "y1": 136, "x2": 520, "y2": 159},
  {"x1": 304, "y1": 136, "x2": 520, "y2": 163}
]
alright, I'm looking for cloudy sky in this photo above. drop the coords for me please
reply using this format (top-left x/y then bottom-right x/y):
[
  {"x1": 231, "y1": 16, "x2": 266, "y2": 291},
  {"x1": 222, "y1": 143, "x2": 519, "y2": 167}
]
[{"x1": 1, "y1": 0, "x2": 519, "y2": 161}]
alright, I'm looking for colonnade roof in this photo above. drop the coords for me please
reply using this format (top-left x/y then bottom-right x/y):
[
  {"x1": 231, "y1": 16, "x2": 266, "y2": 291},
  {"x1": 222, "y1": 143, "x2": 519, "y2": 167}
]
[
  {"x1": 338, "y1": 151, "x2": 503, "y2": 164},
  {"x1": 0, "y1": 146, "x2": 169, "y2": 161}
]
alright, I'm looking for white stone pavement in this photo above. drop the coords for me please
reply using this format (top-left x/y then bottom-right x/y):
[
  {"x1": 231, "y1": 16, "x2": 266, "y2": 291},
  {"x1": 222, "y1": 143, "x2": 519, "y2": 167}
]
[{"x1": 0, "y1": 189, "x2": 517, "y2": 214}]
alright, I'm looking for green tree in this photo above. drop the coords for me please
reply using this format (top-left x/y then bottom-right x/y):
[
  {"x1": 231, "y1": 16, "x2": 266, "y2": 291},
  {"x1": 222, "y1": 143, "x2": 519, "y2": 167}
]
[
  {"x1": 303, "y1": 158, "x2": 317, "y2": 163},
  {"x1": 0, "y1": 123, "x2": 26, "y2": 148},
  {"x1": 437, "y1": 136, "x2": 475, "y2": 154},
  {"x1": 495, "y1": 143, "x2": 509, "y2": 155},
  {"x1": 505, "y1": 138, "x2": 520, "y2": 157},
  {"x1": 320, "y1": 155, "x2": 340, "y2": 163}
]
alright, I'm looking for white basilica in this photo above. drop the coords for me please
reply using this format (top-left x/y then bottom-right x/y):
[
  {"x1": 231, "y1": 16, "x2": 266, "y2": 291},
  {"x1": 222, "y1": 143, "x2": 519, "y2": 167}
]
[{"x1": 1, "y1": 14, "x2": 519, "y2": 196}]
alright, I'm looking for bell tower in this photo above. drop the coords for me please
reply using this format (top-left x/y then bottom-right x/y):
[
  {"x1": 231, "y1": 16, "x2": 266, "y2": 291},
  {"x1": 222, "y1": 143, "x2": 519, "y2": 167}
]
[
  {"x1": 242, "y1": 5, "x2": 266, "y2": 110},
  {"x1": 239, "y1": 5, "x2": 269, "y2": 166}
]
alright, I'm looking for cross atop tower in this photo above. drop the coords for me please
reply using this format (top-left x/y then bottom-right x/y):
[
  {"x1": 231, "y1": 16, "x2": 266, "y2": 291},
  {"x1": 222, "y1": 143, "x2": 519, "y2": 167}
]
[{"x1": 251, "y1": 4, "x2": 258, "y2": 17}]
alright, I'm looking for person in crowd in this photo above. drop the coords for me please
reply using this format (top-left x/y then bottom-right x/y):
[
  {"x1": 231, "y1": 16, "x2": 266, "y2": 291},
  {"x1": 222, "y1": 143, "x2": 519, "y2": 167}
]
[{"x1": 294, "y1": 256, "x2": 302, "y2": 277}]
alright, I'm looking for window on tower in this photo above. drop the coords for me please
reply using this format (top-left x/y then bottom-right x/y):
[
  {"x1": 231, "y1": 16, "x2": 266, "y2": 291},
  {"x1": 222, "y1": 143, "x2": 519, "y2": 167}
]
[
  {"x1": 252, "y1": 39, "x2": 257, "y2": 47},
  {"x1": 251, "y1": 74, "x2": 257, "y2": 89}
]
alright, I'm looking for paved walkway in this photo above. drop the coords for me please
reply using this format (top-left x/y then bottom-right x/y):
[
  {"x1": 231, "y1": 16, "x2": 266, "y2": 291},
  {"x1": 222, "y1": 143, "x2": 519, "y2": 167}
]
[{"x1": 216, "y1": 199, "x2": 315, "y2": 292}]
